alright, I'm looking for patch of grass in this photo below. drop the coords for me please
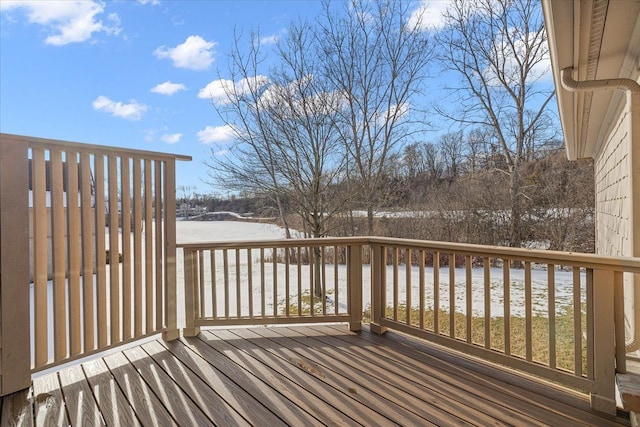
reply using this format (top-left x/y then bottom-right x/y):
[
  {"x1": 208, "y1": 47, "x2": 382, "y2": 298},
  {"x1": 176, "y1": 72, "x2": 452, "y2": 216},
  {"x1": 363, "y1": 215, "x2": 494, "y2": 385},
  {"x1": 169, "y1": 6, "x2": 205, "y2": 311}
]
[
  {"x1": 280, "y1": 290, "x2": 336, "y2": 316},
  {"x1": 363, "y1": 304, "x2": 586, "y2": 374}
]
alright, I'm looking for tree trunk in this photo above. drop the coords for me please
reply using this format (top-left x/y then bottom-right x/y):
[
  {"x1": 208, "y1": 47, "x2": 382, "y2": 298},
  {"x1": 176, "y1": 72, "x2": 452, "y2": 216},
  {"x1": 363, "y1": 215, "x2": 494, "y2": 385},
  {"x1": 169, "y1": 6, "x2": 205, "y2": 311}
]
[
  {"x1": 367, "y1": 205, "x2": 375, "y2": 235},
  {"x1": 275, "y1": 197, "x2": 292, "y2": 239},
  {"x1": 509, "y1": 167, "x2": 522, "y2": 248}
]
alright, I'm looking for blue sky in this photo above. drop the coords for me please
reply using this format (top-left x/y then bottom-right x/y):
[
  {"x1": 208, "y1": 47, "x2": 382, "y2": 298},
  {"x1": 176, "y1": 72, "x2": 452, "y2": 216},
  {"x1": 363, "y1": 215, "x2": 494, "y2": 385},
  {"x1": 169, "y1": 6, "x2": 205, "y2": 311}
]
[{"x1": 0, "y1": 0, "x2": 553, "y2": 195}]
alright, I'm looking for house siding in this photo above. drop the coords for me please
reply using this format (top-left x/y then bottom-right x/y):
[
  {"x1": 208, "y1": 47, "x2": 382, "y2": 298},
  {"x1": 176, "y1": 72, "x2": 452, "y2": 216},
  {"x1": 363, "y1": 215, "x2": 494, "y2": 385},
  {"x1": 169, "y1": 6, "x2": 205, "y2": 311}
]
[
  {"x1": 594, "y1": 99, "x2": 640, "y2": 349},
  {"x1": 595, "y1": 109, "x2": 633, "y2": 258}
]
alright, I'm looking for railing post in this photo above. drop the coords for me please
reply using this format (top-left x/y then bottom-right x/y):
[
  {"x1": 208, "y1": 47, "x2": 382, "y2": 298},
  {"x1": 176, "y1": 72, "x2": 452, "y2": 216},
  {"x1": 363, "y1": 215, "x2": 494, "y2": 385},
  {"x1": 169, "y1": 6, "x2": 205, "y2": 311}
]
[
  {"x1": 370, "y1": 244, "x2": 387, "y2": 335},
  {"x1": 0, "y1": 137, "x2": 31, "y2": 395},
  {"x1": 183, "y1": 248, "x2": 201, "y2": 337},
  {"x1": 162, "y1": 159, "x2": 179, "y2": 341},
  {"x1": 347, "y1": 245, "x2": 362, "y2": 332},
  {"x1": 590, "y1": 269, "x2": 617, "y2": 415},
  {"x1": 614, "y1": 271, "x2": 626, "y2": 374}
]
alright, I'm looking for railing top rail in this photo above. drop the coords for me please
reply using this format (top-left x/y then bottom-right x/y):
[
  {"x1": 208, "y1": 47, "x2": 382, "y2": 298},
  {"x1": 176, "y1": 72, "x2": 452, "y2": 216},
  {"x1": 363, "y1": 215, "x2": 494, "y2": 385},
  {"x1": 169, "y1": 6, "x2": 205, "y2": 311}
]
[
  {"x1": 178, "y1": 236, "x2": 640, "y2": 273},
  {"x1": 177, "y1": 236, "x2": 371, "y2": 250},
  {"x1": 0, "y1": 133, "x2": 192, "y2": 162},
  {"x1": 368, "y1": 236, "x2": 640, "y2": 272}
]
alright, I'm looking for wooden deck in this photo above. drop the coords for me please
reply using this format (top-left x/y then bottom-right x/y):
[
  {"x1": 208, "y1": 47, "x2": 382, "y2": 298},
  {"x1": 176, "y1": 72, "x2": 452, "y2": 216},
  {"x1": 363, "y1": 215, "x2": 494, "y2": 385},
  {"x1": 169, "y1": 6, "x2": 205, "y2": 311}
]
[{"x1": 1, "y1": 325, "x2": 631, "y2": 426}]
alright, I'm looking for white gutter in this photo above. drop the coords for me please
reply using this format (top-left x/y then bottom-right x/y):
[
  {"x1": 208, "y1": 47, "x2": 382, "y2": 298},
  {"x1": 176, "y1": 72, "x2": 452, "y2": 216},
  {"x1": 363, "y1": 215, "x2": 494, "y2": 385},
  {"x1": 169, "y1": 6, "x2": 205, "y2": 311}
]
[{"x1": 561, "y1": 68, "x2": 640, "y2": 353}]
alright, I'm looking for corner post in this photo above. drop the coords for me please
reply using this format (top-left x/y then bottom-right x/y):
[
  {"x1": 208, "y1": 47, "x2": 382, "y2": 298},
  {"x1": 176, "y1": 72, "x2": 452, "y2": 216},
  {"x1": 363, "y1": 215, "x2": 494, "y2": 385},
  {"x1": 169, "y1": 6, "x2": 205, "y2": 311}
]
[
  {"x1": 370, "y1": 244, "x2": 387, "y2": 335},
  {"x1": 347, "y1": 244, "x2": 362, "y2": 332},
  {"x1": 590, "y1": 269, "x2": 617, "y2": 415},
  {"x1": 162, "y1": 159, "x2": 179, "y2": 341},
  {"x1": 183, "y1": 248, "x2": 200, "y2": 337},
  {"x1": 0, "y1": 136, "x2": 31, "y2": 395}
]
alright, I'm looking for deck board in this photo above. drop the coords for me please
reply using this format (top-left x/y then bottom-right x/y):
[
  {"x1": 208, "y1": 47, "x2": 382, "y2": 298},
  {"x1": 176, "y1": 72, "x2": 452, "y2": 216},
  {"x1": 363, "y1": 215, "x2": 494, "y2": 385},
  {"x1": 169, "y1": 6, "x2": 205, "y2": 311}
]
[
  {"x1": 342, "y1": 325, "x2": 627, "y2": 427},
  {"x1": 162, "y1": 335, "x2": 289, "y2": 426},
  {"x1": 103, "y1": 351, "x2": 178, "y2": 426},
  {"x1": 141, "y1": 340, "x2": 251, "y2": 427},
  {"x1": 308, "y1": 325, "x2": 583, "y2": 426},
  {"x1": 200, "y1": 330, "x2": 376, "y2": 426},
  {"x1": 121, "y1": 345, "x2": 214, "y2": 426},
  {"x1": 32, "y1": 372, "x2": 68, "y2": 426},
  {"x1": 81, "y1": 358, "x2": 141, "y2": 427},
  {"x1": 57, "y1": 364, "x2": 103, "y2": 426},
  {"x1": 280, "y1": 326, "x2": 522, "y2": 426},
  {"x1": 2, "y1": 325, "x2": 632, "y2": 426},
  {"x1": 0, "y1": 388, "x2": 33, "y2": 427},
  {"x1": 238, "y1": 326, "x2": 471, "y2": 426}
]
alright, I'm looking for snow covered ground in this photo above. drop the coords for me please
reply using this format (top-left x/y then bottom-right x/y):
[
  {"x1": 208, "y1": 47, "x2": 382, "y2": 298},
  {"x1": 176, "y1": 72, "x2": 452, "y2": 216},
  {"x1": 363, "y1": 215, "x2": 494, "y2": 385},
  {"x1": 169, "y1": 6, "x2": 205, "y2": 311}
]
[{"x1": 175, "y1": 221, "x2": 584, "y2": 323}]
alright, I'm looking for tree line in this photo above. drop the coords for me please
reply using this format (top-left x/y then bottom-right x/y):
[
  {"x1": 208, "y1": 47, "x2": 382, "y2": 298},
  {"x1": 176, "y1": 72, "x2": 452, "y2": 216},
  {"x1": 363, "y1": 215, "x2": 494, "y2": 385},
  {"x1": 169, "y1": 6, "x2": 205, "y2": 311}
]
[{"x1": 202, "y1": 0, "x2": 592, "y2": 251}]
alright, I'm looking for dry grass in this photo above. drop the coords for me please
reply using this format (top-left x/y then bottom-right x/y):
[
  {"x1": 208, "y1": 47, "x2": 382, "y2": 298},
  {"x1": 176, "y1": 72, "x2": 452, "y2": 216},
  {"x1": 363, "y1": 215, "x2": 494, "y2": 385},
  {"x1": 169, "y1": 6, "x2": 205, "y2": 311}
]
[
  {"x1": 281, "y1": 294, "x2": 587, "y2": 374},
  {"x1": 363, "y1": 304, "x2": 587, "y2": 374}
]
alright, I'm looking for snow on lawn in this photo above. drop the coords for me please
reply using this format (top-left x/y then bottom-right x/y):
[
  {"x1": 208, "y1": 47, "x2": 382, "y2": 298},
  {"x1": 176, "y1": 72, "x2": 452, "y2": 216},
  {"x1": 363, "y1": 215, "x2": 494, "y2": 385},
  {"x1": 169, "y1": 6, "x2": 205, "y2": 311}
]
[
  {"x1": 175, "y1": 221, "x2": 585, "y2": 324},
  {"x1": 177, "y1": 221, "x2": 287, "y2": 243}
]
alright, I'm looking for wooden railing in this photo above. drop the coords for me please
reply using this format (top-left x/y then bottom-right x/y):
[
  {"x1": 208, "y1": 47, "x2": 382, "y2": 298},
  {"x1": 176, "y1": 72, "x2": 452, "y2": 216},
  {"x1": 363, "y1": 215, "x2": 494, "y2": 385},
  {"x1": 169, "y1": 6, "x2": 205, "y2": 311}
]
[
  {"x1": 180, "y1": 236, "x2": 640, "y2": 415},
  {"x1": 179, "y1": 238, "x2": 365, "y2": 336},
  {"x1": 0, "y1": 133, "x2": 190, "y2": 395}
]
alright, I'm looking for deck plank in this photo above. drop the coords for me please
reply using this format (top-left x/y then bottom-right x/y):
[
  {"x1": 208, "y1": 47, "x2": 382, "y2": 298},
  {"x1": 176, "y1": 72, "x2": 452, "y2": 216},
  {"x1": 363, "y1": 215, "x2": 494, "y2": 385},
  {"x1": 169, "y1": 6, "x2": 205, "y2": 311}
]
[
  {"x1": 183, "y1": 334, "x2": 323, "y2": 425},
  {"x1": 324, "y1": 324, "x2": 629, "y2": 427},
  {"x1": 3, "y1": 325, "x2": 631, "y2": 427},
  {"x1": 57, "y1": 364, "x2": 104, "y2": 426},
  {"x1": 121, "y1": 345, "x2": 215, "y2": 426},
  {"x1": 303, "y1": 325, "x2": 555, "y2": 426},
  {"x1": 141, "y1": 340, "x2": 251, "y2": 426},
  {"x1": 1, "y1": 387, "x2": 33, "y2": 427},
  {"x1": 279, "y1": 325, "x2": 519, "y2": 427},
  {"x1": 81, "y1": 358, "x2": 141, "y2": 427},
  {"x1": 161, "y1": 336, "x2": 290, "y2": 427},
  {"x1": 219, "y1": 327, "x2": 440, "y2": 426},
  {"x1": 102, "y1": 351, "x2": 178, "y2": 427},
  {"x1": 167, "y1": 334, "x2": 304, "y2": 426},
  {"x1": 247, "y1": 326, "x2": 480, "y2": 427},
  {"x1": 199, "y1": 330, "x2": 372, "y2": 426},
  {"x1": 32, "y1": 372, "x2": 68, "y2": 426}
]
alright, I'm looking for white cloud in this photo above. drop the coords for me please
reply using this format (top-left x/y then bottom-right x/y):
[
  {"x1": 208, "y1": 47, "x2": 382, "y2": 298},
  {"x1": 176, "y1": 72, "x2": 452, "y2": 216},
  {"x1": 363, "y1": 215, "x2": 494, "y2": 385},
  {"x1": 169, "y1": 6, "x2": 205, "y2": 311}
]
[
  {"x1": 260, "y1": 34, "x2": 280, "y2": 45},
  {"x1": 260, "y1": 29, "x2": 287, "y2": 46},
  {"x1": 408, "y1": 0, "x2": 451, "y2": 31},
  {"x1": 198, "y1": 79, "x2": 233, "y2": 101},
  {"x1": 150, "y1": 81, "x2": 186, "y2": 96},
  {"x1": 137, "y1": 0, "x2": 160, "y2": 5},
  {"x1": 161, "y1": 133, "x2": 182, "y2": 144},
  {"x1": 198, "y1": 76, "x2": 269, "y2": 103},
  {"x1": 0, "y1": 0, "x2": 121, "y2": 45},
  {"x1": 197, "y1": 125, "x2": 235, "y2": 144},
  {"x1": 92, "y1": 95, "x2": 147, "y2": 120},
  {"x1": 154, "y1": 35, "x2": 215, "y2": 71}
]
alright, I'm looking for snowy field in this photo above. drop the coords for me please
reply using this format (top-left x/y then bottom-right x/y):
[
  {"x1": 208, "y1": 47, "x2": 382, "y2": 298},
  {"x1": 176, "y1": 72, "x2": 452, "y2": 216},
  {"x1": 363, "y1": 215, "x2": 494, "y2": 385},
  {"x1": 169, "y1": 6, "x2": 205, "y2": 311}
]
[{"x1": 175, "y1": 221, "x2": 584, "y2": 323}]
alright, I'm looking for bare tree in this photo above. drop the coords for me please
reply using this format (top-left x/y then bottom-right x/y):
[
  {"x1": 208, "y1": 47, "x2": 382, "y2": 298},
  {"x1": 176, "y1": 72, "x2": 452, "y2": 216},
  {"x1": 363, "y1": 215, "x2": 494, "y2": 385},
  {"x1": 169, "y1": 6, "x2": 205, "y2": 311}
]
[
  {"x1": 319, "y1": 0, "x2": 435, "y2": 234},
  {"x1": 436, "y1": 0, "x2": 556, "y2": 247},
  {"x1": 439, "y1": 131, "x2": 465, "y2": 178},
  {"x1": 205, "y1": 25, "x2": 351, "y2": 242}
]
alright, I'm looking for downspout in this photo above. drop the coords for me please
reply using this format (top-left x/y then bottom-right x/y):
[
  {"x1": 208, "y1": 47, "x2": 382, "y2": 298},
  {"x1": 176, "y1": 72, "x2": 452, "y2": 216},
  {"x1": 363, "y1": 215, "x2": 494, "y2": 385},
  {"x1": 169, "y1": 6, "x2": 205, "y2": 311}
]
[{"x1": 561, "y1": 68, "x2": 640, "y2": 353}]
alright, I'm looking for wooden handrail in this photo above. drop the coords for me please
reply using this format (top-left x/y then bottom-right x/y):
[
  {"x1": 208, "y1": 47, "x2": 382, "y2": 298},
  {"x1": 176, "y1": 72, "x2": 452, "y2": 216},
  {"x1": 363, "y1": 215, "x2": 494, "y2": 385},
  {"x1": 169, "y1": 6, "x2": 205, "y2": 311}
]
[
  {"x1": 1, "y1": 133, "x2": 192, "y2": 162},
  {"x1": 179, "y1": 237, "x2": 640, "y2": 272}
]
